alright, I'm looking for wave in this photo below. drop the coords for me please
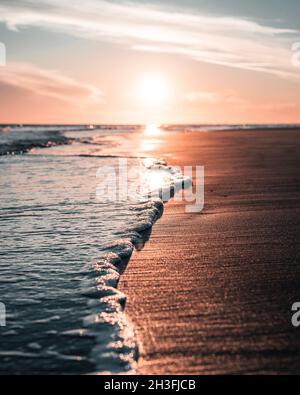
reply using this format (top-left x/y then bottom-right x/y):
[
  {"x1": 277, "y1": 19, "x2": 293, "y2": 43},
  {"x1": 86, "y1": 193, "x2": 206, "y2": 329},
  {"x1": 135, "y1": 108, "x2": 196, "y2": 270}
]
[
  {"x1": 76, "y1": 199, "x2": 164, "y2": 373},
  {"x1": 0, "y1": 125, "x2": 101, "y2": 155},
  {"x1": 76, "y1": 159, "x2": 191, "y2": 374},
  {"x1": 0, "y1": 130, "x2": 72, "y2": 155}
]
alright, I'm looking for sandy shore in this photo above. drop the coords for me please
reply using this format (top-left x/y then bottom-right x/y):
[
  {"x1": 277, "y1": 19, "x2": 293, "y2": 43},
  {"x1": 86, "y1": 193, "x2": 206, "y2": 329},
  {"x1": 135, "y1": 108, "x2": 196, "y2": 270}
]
[{"x1": 119, "y1": 128, "x2": 300, "y2": 374}]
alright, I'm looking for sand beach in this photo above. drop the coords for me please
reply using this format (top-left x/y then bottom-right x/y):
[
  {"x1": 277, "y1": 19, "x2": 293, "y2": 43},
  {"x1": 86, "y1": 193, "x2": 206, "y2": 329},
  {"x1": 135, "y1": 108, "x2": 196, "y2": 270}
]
[{"x1": 120, "y1": 128, "x2": 300, "y2": 374}]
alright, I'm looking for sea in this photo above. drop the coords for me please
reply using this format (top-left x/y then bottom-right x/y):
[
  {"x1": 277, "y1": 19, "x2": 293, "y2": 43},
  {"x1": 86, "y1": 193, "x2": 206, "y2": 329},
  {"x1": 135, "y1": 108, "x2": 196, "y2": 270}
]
[{"x1": 0, "y1": 124, "x2": 188, "y2": 374}]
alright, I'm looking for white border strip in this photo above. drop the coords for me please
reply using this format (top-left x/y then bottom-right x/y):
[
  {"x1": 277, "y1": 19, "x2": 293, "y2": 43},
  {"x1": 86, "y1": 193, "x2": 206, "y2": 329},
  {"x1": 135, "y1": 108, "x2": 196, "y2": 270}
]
[{"x1": 0, "y1": 42, "x2": 6, "y2": 66}]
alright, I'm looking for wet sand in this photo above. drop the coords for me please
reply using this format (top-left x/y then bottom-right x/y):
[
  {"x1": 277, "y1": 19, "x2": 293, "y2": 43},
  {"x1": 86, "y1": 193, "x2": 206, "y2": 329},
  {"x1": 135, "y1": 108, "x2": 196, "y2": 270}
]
[{"x1": 119, "y1": 129, "x2": 300, "y2": 374}]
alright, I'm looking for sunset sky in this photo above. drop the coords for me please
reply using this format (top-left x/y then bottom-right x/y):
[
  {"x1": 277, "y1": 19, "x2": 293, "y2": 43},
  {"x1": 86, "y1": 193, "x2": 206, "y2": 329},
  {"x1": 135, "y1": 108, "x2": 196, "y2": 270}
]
[{"x1": 0, "y1": 0, "x2": 300, "y2": 124}]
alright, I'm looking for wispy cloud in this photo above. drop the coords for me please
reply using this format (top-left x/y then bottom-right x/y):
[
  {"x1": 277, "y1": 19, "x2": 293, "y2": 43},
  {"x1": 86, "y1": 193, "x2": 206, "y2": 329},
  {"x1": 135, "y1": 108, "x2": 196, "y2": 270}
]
[
  {"x1": 0, "y1": 1, "x2": 299, "y2": 81},
  {"x1": 0, "y1": 62, "x2": 104, "y2": 105}
]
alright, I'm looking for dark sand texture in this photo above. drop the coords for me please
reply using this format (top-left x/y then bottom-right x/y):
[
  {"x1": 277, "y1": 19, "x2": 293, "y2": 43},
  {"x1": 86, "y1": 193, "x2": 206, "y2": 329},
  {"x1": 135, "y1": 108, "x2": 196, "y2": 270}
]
[{"x1": 119, "y1": 129, "x2": 300, "y2": 374}]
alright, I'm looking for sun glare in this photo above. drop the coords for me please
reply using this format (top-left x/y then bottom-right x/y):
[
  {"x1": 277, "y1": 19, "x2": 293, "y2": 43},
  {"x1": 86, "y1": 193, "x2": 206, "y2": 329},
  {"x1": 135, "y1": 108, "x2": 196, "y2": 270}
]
[
  {"x1": 144, "y1": 124, "x2": 161, "y2": 135},
  {"x1": 137, "y1": 75, "x2": 169, "y2": 105}
]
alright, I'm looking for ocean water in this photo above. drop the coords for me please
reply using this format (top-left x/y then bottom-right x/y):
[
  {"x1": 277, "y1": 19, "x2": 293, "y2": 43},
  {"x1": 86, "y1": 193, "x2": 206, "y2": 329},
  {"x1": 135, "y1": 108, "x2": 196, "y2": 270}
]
[{"x1": 0, "y1": 125, "x2": 187, "y2": 374}]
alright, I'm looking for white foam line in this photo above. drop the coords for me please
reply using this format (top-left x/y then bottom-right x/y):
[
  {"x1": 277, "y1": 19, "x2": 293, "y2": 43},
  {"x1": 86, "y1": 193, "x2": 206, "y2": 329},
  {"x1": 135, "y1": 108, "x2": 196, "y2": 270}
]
[{"x1": 78, "y1": 159, "x2": 191, "y2": 374}]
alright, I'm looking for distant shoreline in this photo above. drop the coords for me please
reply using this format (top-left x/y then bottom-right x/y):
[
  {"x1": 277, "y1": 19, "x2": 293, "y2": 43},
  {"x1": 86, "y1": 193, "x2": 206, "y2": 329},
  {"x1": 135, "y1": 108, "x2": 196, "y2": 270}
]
[{"x1": 1, "y1": 123, "x2": 300, "y2": 130}]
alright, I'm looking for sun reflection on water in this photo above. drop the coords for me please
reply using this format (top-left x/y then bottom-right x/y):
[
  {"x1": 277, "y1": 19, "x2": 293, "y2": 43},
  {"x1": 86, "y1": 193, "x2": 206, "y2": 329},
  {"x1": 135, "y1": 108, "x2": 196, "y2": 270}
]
[{"x1": 144, "y1": 124, "x2": 162, "y2": 136}]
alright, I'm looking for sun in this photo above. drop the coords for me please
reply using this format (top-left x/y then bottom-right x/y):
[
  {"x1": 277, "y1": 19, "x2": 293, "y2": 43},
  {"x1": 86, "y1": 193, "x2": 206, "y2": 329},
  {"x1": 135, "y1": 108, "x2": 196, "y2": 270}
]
[{"x1": 137, "y1": 74, "x2": 169, "y2": 106}]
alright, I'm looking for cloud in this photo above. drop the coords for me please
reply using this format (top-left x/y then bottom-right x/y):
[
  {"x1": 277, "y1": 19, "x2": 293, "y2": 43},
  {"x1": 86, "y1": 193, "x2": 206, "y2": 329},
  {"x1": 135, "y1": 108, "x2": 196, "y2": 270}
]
[
  {"x1": 0, "y1": 0, "x2": 299, "y2": 81},
  {"x1": 0, "y1": 62, "x2": 104, "y2": 105},
  {"x1": 185, "y1": 90, "x2": 248, "y2": 105}
]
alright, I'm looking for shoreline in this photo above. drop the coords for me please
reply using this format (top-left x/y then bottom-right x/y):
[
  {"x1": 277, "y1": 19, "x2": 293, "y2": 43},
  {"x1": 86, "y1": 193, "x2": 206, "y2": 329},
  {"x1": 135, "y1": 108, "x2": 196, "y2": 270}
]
[{"x1": 119, "y1": 128, "x2": 300, "y2": 374}]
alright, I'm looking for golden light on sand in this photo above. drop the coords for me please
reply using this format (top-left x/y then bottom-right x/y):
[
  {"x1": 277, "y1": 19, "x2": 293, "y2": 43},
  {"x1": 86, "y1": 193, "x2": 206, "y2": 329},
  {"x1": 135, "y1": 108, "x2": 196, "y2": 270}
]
[{"x1": 137, "y1": 75, "x2": 169, "y2": 106}]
